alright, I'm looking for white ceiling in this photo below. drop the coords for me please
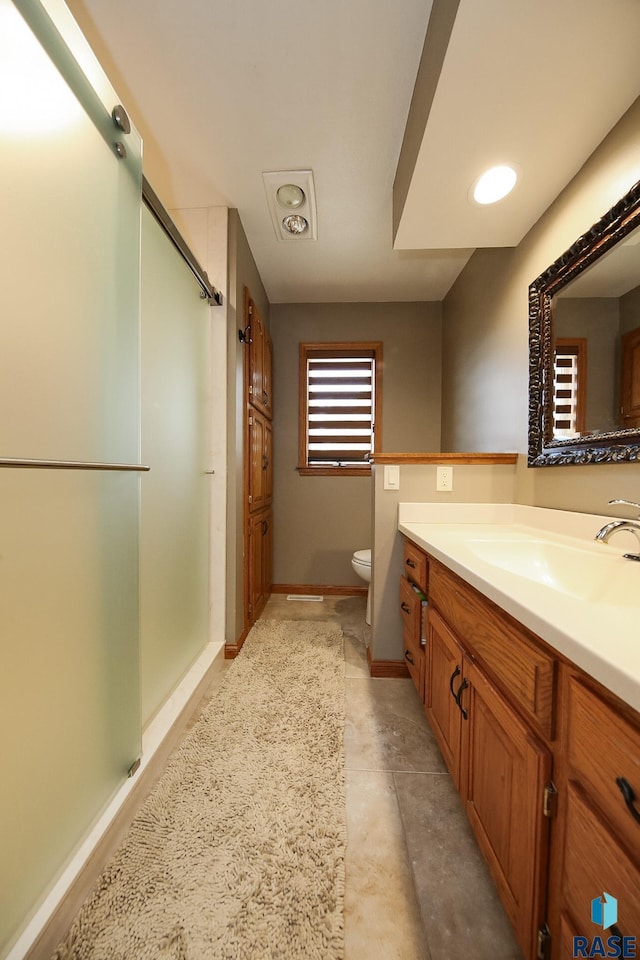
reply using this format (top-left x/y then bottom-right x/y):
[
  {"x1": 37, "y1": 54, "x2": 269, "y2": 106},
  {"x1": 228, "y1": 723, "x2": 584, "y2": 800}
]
[{"x1": 66, "y1": 0, "x2": 640, "y2": 304}]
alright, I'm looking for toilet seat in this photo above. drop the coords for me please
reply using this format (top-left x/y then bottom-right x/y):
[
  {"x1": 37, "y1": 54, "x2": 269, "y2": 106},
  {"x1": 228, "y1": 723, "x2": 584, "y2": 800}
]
[{"x1": 352, "y1": 548, "x2": 371, "y2": 568}]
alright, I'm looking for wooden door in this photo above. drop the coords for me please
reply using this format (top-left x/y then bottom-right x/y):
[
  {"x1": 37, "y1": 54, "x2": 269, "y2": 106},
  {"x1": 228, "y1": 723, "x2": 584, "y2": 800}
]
[
  {"x1": 621, "y1": 326, "x2": 640, "y2": 428},
  {"x1": 461, "y1": 658, "x2": 552, "y2": 960},
  {"x1": 242, "y1": 285, "x2": 273, "y2": 638},
  {"x1": 425, "y1": 608, "x2": 465, "y2": 789}
]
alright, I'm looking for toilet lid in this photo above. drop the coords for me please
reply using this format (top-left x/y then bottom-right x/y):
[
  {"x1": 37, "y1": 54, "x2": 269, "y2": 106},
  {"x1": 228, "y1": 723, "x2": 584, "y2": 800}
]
[{"x1": 353, "y1": 549, "x2": 371, "y2": 565}]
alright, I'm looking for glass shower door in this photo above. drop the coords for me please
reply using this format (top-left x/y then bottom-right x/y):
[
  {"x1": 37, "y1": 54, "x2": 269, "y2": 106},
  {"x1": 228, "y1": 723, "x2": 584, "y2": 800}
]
[{"x1": 0, "y1": 0, "x2": 142, "y2": 952}]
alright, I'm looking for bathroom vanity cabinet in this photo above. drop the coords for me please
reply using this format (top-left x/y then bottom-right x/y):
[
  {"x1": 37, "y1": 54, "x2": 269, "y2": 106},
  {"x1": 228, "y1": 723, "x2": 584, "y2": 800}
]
[{"x1": 400, "y1": 534, "x2": 640, "y2": 960}]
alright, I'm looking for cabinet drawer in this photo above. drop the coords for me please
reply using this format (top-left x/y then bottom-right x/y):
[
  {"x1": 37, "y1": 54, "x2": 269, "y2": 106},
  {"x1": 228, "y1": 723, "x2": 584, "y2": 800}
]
[
  {"x1": 566, "y1": 674, "x2": 640, "y2": 857},
  {"x1": 403, "y1": 540, "x2": 428, "y2": 593},
  {"x1": 429, "y1": 561, "x2": 555, "y2": 738},
  {"x1": 399, "y1": 575, "x2": 422, "y2": 637},
  {"x1": 402, "y1": 625, "x2": 424, "y2": 698}
]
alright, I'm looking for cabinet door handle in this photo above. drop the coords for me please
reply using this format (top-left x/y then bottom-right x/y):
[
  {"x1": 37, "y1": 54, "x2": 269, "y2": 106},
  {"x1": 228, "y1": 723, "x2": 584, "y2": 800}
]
[
  {"x1": 616, "y1": 777, "x2": 640, "y2": 824},
  {"x1": 449, "y1": 665, "x2": 461, "y2": 700},
  {"x1": 406, "y1": 558, "x2": 416, "y2": 569},
  {"x1": 400, "y1": 601, "x2": 411, "y2": 615},
  {"x1": 404, "y1": 649, "x2": 415, "y2": 666},
  {"x1": 262, "y1": 455, "x2": 269, "y2": 470},
  {"x1": 454, "y1": 677, "x2": 469, "y2": 720},
  {"x1": 262, "y1": 519, "x2": 269, "y2": 534}
]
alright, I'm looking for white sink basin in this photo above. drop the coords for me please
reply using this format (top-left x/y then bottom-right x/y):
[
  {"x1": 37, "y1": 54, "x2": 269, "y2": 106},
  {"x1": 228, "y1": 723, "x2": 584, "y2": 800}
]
[{"x1": 465, "y1": 535, "x2": 638, "y2": 606}]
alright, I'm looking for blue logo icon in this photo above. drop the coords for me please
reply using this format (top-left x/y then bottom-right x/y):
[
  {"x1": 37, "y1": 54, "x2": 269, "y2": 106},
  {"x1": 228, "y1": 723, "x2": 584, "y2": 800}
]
[
  {"x1": 573, "y1": 893, "x2": 636, "y2": 958},
  {"x1": 592, "y1": 893, "x2": 618, "y2": 930}
]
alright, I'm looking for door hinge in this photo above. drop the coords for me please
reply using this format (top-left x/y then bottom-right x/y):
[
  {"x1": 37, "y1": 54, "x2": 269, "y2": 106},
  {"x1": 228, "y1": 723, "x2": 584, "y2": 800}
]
[
  {"x1": 248, "y1": 302, "x2": 253, "y2": 317},
  {"x1": 543, "y1": 782, "x2": 558, "y2": 819},
  {"x1": 537, "y1": 923, "x2": 551, "y2": 960}
]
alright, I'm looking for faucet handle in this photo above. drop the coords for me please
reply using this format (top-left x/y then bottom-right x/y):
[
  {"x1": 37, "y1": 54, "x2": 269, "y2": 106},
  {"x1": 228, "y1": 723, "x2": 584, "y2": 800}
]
[{"x1": 609, "y1": 498, "x2": 640, "y2": 516}]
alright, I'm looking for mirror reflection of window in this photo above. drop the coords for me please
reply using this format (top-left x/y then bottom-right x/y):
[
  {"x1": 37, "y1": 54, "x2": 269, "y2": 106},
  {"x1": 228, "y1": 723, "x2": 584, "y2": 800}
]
[{"x1": 553, "y1": 339, "x2": 586, "y2": 437}]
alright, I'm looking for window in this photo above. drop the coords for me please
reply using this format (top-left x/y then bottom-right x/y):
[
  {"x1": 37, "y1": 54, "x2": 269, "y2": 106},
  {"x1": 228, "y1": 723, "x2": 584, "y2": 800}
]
[
  {"x1": 553, "y1": 338, "x2": 587, "y2": 437},
  {"x1": 298, "y1": 342, "x2": 382, "y2": 475}
]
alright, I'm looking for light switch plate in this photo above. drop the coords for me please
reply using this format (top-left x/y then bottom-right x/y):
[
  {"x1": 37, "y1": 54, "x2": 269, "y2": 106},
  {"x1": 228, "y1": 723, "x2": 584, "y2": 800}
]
[{"x1": 384, "y1": 464, "x2": 400, "y2": 490}]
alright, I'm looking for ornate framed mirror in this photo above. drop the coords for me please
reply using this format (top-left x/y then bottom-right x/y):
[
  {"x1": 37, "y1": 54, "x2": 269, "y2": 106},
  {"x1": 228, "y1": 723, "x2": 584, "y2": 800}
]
[{"x1": 529, "y1": 179, "x2": 640, "y2": 466}]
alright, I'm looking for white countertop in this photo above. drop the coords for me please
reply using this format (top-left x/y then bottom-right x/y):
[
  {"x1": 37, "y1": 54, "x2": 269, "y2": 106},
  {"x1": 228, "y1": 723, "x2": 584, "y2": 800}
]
[{"x1": 398, "y1": 503, "x2": 640, "y2": 712}]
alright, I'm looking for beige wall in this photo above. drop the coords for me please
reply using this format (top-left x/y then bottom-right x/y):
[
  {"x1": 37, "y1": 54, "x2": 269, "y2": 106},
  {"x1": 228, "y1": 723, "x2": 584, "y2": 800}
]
[
  {"x1": 372, "y1": 463, "x2": 518, "y2": 661},
  {"x1": 270, "y1": 302, "x2": 443, "y2": 586},
  {"x1": 621, "y1": 283, "x2": 640, "y2": 336},
  {"x1": 226, "y1": 210, "x2": 271, "y2": 641},
  {"x1": 441, "y1": 97, "x2": 640, "y2": 511}
]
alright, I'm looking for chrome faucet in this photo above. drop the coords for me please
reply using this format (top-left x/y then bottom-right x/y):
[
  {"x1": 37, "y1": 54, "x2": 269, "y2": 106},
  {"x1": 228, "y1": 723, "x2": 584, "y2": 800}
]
[{"x1": 594, "y1": 499, "x2": 640, "y2": 561}]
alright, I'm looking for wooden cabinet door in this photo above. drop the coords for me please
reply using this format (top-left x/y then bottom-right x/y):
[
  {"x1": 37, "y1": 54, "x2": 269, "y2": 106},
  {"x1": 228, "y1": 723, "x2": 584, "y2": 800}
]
[
  {"x1": 557, "y1": 782, "x2": 640, "y2": 953},
  {"x1": 461, "y1": 658, "x2": 552, "y2": 960},
  {"x1": 425, "y1": 608, "x2": 465, "y2": 789},
  {"x1": 248, "y1": 411, "x2": 273, "y2": 512},
  {"x1": 248, "y1": 412, "x2": 266, "y2": 512},
  {"x1": 263, "y1": 333, "x2": 273, "y2": 418},
  {"x1": 249, "y1": 305, "x2": 264, "y2": 408},
  {"x1": 247, "y1": 298, "x2": 272, "y2": 420},
  {"x1": 621, "y1": 326, "x2": 640, "y2": 428},
  {"x1": 249, "y1": 510, "x2": 271, "y2": 621},
  {"x1": 264, "y1": 417, "x2": 273, "y2": 503},
  {"x1": 399, "y1": 576, "x2": 425, "y2": 698}
]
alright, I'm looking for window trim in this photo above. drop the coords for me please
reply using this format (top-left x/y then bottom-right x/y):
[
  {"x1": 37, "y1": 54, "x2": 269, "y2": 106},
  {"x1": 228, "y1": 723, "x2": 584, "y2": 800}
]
[{"x1": 297, "y1": 341, "x2": 382, "y2": 476}]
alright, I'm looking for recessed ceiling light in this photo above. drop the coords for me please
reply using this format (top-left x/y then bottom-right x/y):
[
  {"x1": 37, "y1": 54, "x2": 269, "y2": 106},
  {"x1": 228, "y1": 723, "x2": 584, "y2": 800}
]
[
  {"x1": 282, "y1": 214, "x2": 309, "y2": 235},
  {"x1": 276, "y1": 183, "x2": 305, "y2": 209},
  {"x1": 472, "y1": 165, "x2": 518, "y2": 205}
]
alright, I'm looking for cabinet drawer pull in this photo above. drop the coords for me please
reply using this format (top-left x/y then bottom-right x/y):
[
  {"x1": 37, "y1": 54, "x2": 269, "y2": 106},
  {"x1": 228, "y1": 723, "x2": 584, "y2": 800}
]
[
  {"x1": 404, "y1": 649, "x2": 415, "y2": 666},
  {"x1": 616, "y1": 777, "x2": 640, "y2": 824},
  {"x1": 449, "y1": 665, "x2": 461, "y2": 700},
  {"x1": 401, "y1": 601, "x2": 411, "y2": 615},
  {"x1": 455, "y1": 677, "x2": 469, "y2": 720},
  {"x1": 405, "y1": 558, "x2": 416, "y2": 568}
]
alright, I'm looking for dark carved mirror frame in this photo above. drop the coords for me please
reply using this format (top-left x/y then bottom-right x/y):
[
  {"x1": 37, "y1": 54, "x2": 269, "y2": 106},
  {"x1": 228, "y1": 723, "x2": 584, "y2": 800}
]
[{"x1": 528, "y1": 179, "x2": 640, "y2": 466}]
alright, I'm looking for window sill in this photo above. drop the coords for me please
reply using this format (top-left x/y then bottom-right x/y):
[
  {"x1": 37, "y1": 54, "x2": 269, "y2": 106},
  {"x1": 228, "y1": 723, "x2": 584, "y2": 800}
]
[{"x1": 297, "y1": 466, "x2": 372, "y2": 478}]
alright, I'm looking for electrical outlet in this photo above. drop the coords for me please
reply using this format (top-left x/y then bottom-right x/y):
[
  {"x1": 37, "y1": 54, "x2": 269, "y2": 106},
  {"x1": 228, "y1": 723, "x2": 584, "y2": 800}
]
[{"x1": 436, "y1": 466, "x2": 453, "y2": 492}]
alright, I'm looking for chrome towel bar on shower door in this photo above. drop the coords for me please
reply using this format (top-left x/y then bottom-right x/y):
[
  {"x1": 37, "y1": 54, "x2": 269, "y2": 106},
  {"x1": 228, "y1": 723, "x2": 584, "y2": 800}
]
[{"x1": 0, "y1": 458, "x2": 150, "y2": 471}]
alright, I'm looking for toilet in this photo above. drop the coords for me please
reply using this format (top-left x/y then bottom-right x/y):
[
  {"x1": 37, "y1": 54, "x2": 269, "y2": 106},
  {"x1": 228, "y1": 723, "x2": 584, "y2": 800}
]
[{"x1": 351, "y1": 548, "x2": 372, "y2": 625}]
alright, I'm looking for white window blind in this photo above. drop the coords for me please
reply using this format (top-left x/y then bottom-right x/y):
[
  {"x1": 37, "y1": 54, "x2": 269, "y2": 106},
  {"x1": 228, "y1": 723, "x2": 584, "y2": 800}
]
[
  {"x1": 305, "y1": 350, "x2": 376, "y2": 466},
  {"x1": 553, "y1": 347, "x2": 579, "y2": 436}
]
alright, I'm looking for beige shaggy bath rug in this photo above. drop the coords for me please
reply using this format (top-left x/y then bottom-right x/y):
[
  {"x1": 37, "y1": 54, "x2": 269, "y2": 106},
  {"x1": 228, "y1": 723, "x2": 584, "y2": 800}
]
[{"x1": 52, "y1": 619, "x2": 346, "y2": 960}]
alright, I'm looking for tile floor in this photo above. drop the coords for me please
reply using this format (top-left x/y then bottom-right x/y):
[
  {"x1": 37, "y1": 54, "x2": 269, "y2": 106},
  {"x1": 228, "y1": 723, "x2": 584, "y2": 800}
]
[{"x1": 259, "y1": 593, "x2": 522, "y2": 960}]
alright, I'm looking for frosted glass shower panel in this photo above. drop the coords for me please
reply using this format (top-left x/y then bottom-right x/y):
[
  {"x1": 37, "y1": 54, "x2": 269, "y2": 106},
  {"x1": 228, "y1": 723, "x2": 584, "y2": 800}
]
[
  {"x1": 140, "y1": 206, "x2": 211, "y2": 723},
  {"x1": 0, "y1": 2, "x2": 142, "y2": 954},
  {"x1": 0, "y1": 469, "x2": 140, "y2": 956},
  {"x1": 0, "y1": 0, "x2": 142, "y2": 463}
]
